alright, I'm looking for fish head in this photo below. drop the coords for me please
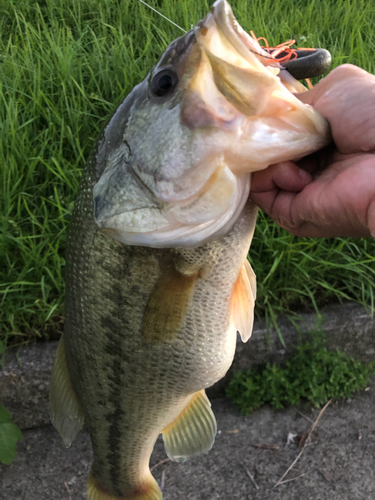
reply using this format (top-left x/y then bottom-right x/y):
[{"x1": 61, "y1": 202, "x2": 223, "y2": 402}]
[{"x1": 93, "y1": 0, "x2": 330, "y2": 248}]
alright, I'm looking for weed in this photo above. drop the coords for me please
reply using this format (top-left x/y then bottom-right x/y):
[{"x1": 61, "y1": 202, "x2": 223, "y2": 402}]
[
  {"x1": 0, "y1": 406, "x2": 22, "y2": 465},
  {"x1": 226, "y1": 331, "x2": 375, "y2": 415}
]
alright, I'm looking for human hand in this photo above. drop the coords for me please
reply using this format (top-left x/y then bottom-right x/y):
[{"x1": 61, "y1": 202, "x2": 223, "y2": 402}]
[{"x1": 250, "y1": 64, "x2": 375, "y2": 238}]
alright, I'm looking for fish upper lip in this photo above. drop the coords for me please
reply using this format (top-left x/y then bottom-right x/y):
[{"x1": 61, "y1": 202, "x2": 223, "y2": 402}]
[
  {"x1": 196, "y1": 0, "x2": 274, "y2": 69},
  {"x1": 201, "y1": 0, "x2": 331, "y2": 81},
  {"x1": 186, "y1": 0, "x2": 283, "y2": 121}
]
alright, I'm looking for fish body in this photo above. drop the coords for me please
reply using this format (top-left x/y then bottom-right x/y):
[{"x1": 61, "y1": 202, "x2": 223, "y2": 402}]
[
  {"x1": 50, "y1": 1, "x2": 330, "y2": 499},
  {"x1": 56, "y1": 176, "x2": 256, "y2": 498}
]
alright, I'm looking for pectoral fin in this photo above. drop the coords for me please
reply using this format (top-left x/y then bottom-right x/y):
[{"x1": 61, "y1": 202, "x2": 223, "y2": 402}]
[
  {"x1": 162, "y1": 390, "x2": 217, "y2": 462},
  {"x1": 49, "y1": 336, "x2": 84, "y2": 447},
  {"x1": 230, "y1": 259, "x2": 257, "y2": 342},
  {"x1": 142, "y1": 265, "x2": 198, "y2": 344}
]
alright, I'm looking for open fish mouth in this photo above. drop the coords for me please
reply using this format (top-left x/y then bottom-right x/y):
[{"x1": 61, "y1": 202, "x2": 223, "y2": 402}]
[
  {"x1": 182, "y1": 0, "x2": 328, "y2": 153},
  {"x1": 200, "y1": 0, "x2": 331, "y2": 81},
  {"x1": 93, "y1": 0, "x2": 330, "y2": 249}
]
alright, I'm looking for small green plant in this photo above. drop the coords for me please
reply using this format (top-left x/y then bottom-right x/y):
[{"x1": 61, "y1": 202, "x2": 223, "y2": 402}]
[
  {"x1": 227, "y1": 332, "x2": 375, "y2": 415},
  {"x1": 0, "y1": 406, "x2": 22, "y2": 465}
]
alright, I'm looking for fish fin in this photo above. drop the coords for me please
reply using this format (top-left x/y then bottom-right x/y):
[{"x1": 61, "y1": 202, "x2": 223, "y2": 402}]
[
  {"x1": 142, "y1": 265, "x2": 198, "y2": 344},
  {"x1": 49, "y1": 336, "x2": 84, "y2": 447},
  {"x1": 230, "y1": 259, "x2": 257, "y2": 343},
  {"x1": 87, "y1": 473, "x2": 162, "y2": 500},
  {"x1": 162, "y1": 390, "x2": 217, "y2": 462}
]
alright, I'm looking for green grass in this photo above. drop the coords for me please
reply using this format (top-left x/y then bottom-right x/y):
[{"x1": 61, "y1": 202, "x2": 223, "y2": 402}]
[
  {"x1": 1, "y1": 0, "x2": 375, "y2": 347},
  {"x1": 227, "y1": 331, "x2": 375, "y2": 414}
]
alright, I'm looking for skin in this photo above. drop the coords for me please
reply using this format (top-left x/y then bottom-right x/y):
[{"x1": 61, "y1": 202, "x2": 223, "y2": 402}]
[{"x1": 250, "y1": 64, "x2": 375, "y2": 238}]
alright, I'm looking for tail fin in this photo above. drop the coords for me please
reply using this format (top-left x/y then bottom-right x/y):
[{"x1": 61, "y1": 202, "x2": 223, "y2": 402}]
[{"x1": 87, "y1": 473, "x2": 162, "y2": 500}]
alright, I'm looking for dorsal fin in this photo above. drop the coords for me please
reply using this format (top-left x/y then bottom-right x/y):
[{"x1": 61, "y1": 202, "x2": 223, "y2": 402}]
[{"x1": 230, "y1": 259, "x2": 257, "y2": 342}]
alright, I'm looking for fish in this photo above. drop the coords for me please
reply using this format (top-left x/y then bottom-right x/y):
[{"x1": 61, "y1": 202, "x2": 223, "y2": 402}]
[{"x1": 49, "y1": 1, "x2": 330, "y2": 499}]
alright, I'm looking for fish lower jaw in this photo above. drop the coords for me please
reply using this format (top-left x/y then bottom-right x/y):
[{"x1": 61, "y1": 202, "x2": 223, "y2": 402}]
[{"x1": 96, "y1": 175, "x2": 250, "y2": 249}]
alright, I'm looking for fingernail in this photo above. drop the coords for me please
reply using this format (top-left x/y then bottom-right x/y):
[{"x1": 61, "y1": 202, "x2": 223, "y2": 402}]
[{"x1": 298, "y1": 169, "x2": 311, "y2": 182}]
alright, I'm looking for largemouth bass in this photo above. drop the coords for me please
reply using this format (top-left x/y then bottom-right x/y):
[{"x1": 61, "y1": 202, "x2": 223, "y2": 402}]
[{"x1": 50, "y1": 1, "x2": 330, "y2": 499}]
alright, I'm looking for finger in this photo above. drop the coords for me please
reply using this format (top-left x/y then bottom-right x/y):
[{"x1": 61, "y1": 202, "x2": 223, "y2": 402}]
[
  {"x1": 264, "y1": 188, "x2": 337, "y2": 238},
  {"x1": 250, "y1": 162, "x2": 312, "y2": 230},
  {"x1": 249, "y1": 187, "x2": 280, "y2": 217},
  {"x1": 251, "y1": 161, "x2": 312, "y2": 193},
  {"x1": 296, "y1": 64, "x2": 368, "y2": 107},
  {"x1": 251, "y1": 187, "x2": 303, "y2": 234},
  {"x1": 296, "y1": 65, "x2": 375, "y2": 154}
]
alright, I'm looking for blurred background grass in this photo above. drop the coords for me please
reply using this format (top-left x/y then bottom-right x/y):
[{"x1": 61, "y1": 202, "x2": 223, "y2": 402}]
[{"x1": 1, "y1": 0, "x2": 374, "y2": 348}]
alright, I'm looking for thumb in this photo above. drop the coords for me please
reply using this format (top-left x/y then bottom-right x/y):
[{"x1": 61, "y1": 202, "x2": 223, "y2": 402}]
[
  {"x1": 295, "y1": 65, "x2": 375, "y2": 154},
  {"x1": 295, "y1": 64, "x2": 367, "y2": 107}
]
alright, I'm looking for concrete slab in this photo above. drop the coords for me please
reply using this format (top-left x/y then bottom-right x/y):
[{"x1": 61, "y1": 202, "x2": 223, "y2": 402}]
[
  {"x1": 1, "y1": 302, "x2": 374, "y2": 430},
  {"x1": 1, "y1": 391, "x2": 375, "y2": 500}
]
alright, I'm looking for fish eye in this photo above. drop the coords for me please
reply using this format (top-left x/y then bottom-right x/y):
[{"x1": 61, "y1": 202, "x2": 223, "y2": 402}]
[{"x1": 151, "y1": 69, "x2": 178, "y2": 98}]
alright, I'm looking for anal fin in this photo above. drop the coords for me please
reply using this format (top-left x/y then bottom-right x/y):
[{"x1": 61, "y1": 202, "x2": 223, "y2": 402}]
[
  {"x1": 230, "y1": 259, "x2": 257, "y2": 343},
  {"x1": 49, "y1": 336, "x2": 84, "y2": 447},
  {"x1": 162, "y1": 390, "x2": 217, "y2": 462}
]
